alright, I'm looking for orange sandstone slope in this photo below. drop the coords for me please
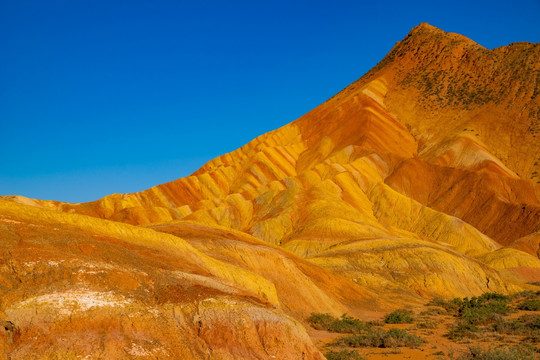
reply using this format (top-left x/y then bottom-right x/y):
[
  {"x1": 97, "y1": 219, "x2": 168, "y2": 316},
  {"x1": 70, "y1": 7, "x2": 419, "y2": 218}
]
[
  {"x1": 51, "y1": 25, "x2": 537, "y2": 268},
  {"x1": 1, "y1": 23, "x2": 540, "y2": 358},
  {"x1": 40, "y1": 24, "x2": 537, "y2": 234}
]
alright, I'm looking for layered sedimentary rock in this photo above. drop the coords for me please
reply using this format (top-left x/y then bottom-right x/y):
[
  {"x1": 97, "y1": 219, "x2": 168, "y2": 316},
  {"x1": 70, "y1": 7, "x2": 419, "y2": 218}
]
[
  {"x1": 0, "y1": 200, "x2": 325, "y2": 359},
  {"x1": 1, "y1": 23, "x2": 539, "y2": 359}
]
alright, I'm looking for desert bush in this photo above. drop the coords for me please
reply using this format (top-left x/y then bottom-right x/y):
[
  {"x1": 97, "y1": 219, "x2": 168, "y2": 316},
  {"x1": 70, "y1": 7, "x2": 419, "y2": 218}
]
[
  {"x1": 519, "y1": 314, "x2": 540, "y2": 330},
  {"x1": 479, "y1": 292, "x2": 510, "y2": 301},
  {"x1": 512, "y1": 290, "x2": 536, "y2": 299},
  {"x1": 460, "y1": 305, "x2": 505, "y2": 326},
  {"x1": 384, "y1": 309, "x2": 414, "y2": 324},
  {"x1": 493, "y1": 319, "x2": 525, "y2": 335},
  {"x1": 428, "y1": 292, "x2": 511, "y2": 320},
  {"x1": 324, "y1": 349, "x2": 364, "y2": 360},
  {"x1": 445, "y1": 293, "x2": 511, "y2": 326},
  {"x1": 417, "y1": 321, "x2": 437, "y2": 329},
  {"x1": 426, "y1": 297, "x2": 447, "y2": 307},
  {"x1": 334, "y1": 328, "x2": 423, "y2": 348},
  {"x1": 329, "y1": 314, "x2": 369, "y2": 333},
  {"x1": 445, "y1": 322, "x2": 480, "y2": 340},
  {"x1": 518, "y1": 299, "x2": 540, "y2": 311},
  {"x1": 490, "y1": 314, "x2": 540, "y2": 345},
  {"x1": 383, "y1": 328, "x2": 423, "y2": 348},
  {"x1": 431, "y1": 293, "x2": 516, "y2": 342},
  {"x1": 421, "y1": 307, "x2": 446, "y2": 316},
  {"x1": 334, "y1": 327, "x2": 386, "y2": 348},
  {"x1": 456, "y1": 344, "x2": 536, "y2": 360},
  {"x1": 307, "y1": 313, "x2": 334, "y2": 330},
  {"x1": 426, "y1": 297, "x2": 462, "y2": 315},
  {"x1": 307, "y1": 313, "x2": 368, "y2": 334},
  {"x1": 522, "y1": 335, "x2": 540, "y2": 343}
]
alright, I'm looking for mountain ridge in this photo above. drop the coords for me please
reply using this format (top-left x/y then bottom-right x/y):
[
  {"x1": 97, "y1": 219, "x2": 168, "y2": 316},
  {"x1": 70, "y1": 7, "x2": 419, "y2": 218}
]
[{"x1": 4, "y1": 21, "x2": 539, "y2": 267}]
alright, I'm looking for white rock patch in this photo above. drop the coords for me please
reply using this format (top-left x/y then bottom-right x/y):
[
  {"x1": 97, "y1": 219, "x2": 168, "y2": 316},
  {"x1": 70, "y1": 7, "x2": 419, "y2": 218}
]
[
  {"x1": 124, "y1": 342, "x2": 166, "y2": 357},
  {"x1": 12, "y1": 290, "x2": 132, "y2": 315},
  {"x1": 125, "y1": 343, "x2": 151, "y2": 356},
  {"x1": 0, "y1": 217, "x2": 23, "y2": 224}
]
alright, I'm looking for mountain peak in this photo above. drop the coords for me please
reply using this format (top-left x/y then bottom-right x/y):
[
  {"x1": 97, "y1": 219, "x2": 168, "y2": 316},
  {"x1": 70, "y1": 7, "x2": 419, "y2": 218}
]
[
  {"x1": 400, "y1": 22, "x2": 482, "y2": 50},
  {"x1": 361, "y1": 23, "x2": 486, "y2": 87},
  {"x1": 408, "y1": 22, "x2": 441, "y2": 35}
]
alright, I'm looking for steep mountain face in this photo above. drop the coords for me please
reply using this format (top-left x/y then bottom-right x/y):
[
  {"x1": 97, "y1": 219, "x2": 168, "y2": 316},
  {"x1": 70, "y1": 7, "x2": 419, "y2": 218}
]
[
  {"x1": 1, "y1": 23, "x2": 539, "y2": 359},
  {"x1": 366, "y1": 24, "x2": 540, "y2": 244}
]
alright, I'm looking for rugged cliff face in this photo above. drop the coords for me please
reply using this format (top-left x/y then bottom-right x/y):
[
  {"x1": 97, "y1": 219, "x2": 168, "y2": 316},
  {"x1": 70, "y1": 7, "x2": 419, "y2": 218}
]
[{"x1": 1, "y1": 23, "x2": 539, "y2": 359}]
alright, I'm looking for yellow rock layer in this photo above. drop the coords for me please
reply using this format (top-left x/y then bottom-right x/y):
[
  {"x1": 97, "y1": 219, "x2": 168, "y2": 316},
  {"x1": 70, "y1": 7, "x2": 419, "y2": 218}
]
[{"x1": 0, "y1": 199, "x2": 278, "y2": 306}]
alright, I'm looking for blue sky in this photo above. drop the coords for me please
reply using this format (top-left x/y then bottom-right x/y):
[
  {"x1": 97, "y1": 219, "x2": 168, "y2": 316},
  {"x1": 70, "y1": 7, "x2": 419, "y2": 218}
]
[{"x1": 1, "y1": 0, "x2": 539, "y2": 202}]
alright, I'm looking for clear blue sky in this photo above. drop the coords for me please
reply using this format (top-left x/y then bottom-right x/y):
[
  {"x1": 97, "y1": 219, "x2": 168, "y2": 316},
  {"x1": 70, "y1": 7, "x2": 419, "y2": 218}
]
[{"x1": 1, "y1": 0, "x2": 539, "y2": 202}]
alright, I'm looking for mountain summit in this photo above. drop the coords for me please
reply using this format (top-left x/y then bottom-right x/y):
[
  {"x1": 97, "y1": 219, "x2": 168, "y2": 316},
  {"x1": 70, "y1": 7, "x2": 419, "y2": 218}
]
[{"x1": 1, "y1": 23, "x2": 539, "y2": 359}]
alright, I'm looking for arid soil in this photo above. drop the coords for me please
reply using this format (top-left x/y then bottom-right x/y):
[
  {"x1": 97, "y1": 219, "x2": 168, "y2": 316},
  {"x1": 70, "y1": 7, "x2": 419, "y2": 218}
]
[{"x1": 308, "y1": 293, "x2": 540, "y2": 359}]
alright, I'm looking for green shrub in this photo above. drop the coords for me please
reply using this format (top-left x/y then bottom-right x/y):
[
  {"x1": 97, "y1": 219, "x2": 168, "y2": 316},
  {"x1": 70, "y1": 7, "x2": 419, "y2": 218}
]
[
  {"x1": 329, "y1": 314, "x2": 369, "y2": 333},
  {"x1": 307, "y1": 313, "x2": 334, "y2": 330},
  {"x1": 307, "y1": 313, "x2": 368, "y2": 334},
  {"x1": 522, "y1": 335, "x2": 540, "y2": 343},
  {"x1": 518, "y1": 299, "x2": 540, "y2": 311},
  {"x1": 426, "y1": 297, "x2": 461, "y2": 315},
  {"x1": 384, "y1": 309, "x2": 414, "y2": 324},
  {"x1": 427, "y1": 292, "x2": 511, "y2": 319},
  {"x1": 426, "y1": 297, "x2": 447, "y2": 307},
  {"x1": 334, "y1": 328, "x2": 423, "y2": 349},
  {"x1": 421, "y1": 307, "x2": 446, "y2": 316},
  {"x1": 417, "y1": 321, "x2": 437, "y2": 329},
  {"x1": 449, "y1": 294, "x2": 510, "y2": 325},
  {"x1": 383, "y1": 328, "x2": 423, "y2": 348},
  {"x1": 429, "y1": 292, "x2": 518, "y2": 342},
  {"x1": 493, "y1": 319, "x2": 525, "y2": 335},
  {"x1": 445, "y1": 322, "x2": 480, "y2": 340},
  {"x1": 460, "y1": 305, "x2": 505, "y2": 325},
  {"x1": 519, "y1": 314, "x2": 540, "y2": 330},
  {"x1": 324, "y1": 349, "x2": 364, "y2": 360},
  {"x1": 490, "y1": 314, "x2": 540, "y2": 345},
  {"x1": 479, "y1": 292, "x2": 510, "y2": 301},
  {"x1": 334, "y1": 327, "x2": 386, "y2": 348},
  {"x1": 456, "y1": 344, "x2": 536, "y2": 360},
  {"x1": 512, "y1": 290, "x2": 536, "y2": 299}
]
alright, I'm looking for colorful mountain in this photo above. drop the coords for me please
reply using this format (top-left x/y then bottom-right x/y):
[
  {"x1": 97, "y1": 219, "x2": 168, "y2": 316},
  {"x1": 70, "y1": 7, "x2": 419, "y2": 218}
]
[{"x1": 1, "y1": 23, "x2": 539, "y2": 359}]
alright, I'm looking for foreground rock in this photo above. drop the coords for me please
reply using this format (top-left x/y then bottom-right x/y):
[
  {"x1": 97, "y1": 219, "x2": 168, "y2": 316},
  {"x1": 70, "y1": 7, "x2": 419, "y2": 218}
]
[{"x1": 0, "y1": 200, "x2": 324, "y2": 359}]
